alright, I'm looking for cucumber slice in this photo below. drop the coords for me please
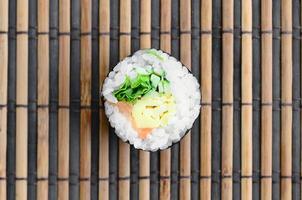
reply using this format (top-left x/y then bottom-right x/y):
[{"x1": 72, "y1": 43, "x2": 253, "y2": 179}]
[
  {"x1": 150, "y1": 74, "x2": 161, "y2": 88},
  {"x1": 158, "y1": 81, "x2": 164, "y2": 93}
]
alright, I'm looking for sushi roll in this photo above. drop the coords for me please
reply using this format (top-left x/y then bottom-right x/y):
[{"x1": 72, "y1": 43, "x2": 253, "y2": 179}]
[{"x1": 101, "y1": 49, "x2": 201, "y2": 151}]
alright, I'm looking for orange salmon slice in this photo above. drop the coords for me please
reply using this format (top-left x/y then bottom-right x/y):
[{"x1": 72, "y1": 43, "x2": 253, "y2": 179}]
[{"x1": 116, "y1": 101, "x2": 153, "y2": 139}]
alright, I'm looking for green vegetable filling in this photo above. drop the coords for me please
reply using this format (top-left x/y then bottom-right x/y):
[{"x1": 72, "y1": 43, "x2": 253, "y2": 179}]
[{"x1": 113, "y1": 69, "x2": 170, "y2": 102}]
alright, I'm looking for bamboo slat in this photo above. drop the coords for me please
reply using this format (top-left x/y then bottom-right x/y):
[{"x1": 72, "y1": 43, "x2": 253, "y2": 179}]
[
  {"x1": 119, "y1": 0, "x2": 131, "y2": 199},
  {"x1": 3, "y1": 1, "x2": 302, "y2": 199},
  {"x1": 139, "y1": 0, "x2": 151, "y2": 200},
  {"x1": 140, "y1": 0, "x2": 151, "y2": 48},
  {"x1": 80, "y1": 0, "x2": 92, "y2": 199},
  {"x1": 37, "y1": 0, "x2": 49, "y2": 199},
  {"x1": 16, "y1": 0, "x2": 29, "y2": 199},
  {"x1": 261, "y1": 0, "x2": 273, "y2": 199},
  {"x1": 221, "y1": 0, "x2": 233, "y2": 199},
  {"x1": 99, "y1": 0, "x2": 110, "y2": 199},
  {"x1": 241, "y1": 0, "x2": 252, "y2": 199},
  {"x1": 179, "y1": 0, "x2": 191, "y2": 199},
  {"x1": 159, "y1": 0, "x2": 171, "y2": 199},
  {"x1": 0, "y1": 0, "x2": 8, "y2": 199},
  {"x1": 281, "y1": 0, "x2": 292, "y2": 199},
  {"x1": 58, "y1": 0, "x2": 71, "y2": 199},
  {"x1": 200, "y1": 0, "x2": 212, "y2": 199}
]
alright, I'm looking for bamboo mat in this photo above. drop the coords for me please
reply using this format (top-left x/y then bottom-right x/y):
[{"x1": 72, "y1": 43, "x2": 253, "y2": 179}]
[{"x1": 0, "y1": 0, "x2": 302, "y2": 199}]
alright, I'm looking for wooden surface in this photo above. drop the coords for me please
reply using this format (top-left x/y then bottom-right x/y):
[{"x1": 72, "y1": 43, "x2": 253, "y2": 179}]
[
  {"x1": 0, "y1": 0, "x2": 8, "y2": 199},
  {"x1": 281, "y1": 0, "x2": 292, "y2": 199},
  {"x1": 261, "y1": 0, "x2": 273, "y2": 199},
  {"x1": 1, "y1": 0, "x2": 302, "y2": 199},
  {"x1": 57, "y1": 0, "x2": 70, "y2": 200},
  {"x1": 159, "y1": 0, "x2": 171, "y2": 200},
  {"x1": 200, "y1": 0, "x2": 212, "y2": 199},
  {"x1": 99, "y1": 0, "x2": 110, "y2": 199},
  {"x1": 16, "y1": 0, "x2": 29, "y2": 199},
  {"x1": 80, "y1": 0, "x2": 92, "y2": 199},
  {"x1": 241, "y1": 0, "x2": 252, "y2": 199},
  {"x1": 221, "y1": 0, "x2": 233, "y2": 199},
  {"x1": 37, "y1": 0, "x2": 50, "y2": 199},
  {"x1": 179, "y1": 0, "x2": 191, "y2": 199}
]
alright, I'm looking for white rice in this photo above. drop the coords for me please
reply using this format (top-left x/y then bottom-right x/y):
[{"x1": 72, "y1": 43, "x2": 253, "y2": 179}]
[{"x1": 102, "y1": 49, "x2": 201, "y2": 151}]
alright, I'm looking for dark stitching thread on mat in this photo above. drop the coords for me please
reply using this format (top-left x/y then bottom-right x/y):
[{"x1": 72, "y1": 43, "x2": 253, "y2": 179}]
[
  {"x1": 36, "y1": 177, "x2": 48, "y2": 181},
  {"x1": 119, "y1": 32, "x2": 131, "y2": 36},
  {"x1": 80, "y1": 105, "x2": 92, "y2": 109},
  {"x1": 200, "y1": 30, "x2": 212, "y2": 34},
  {"x1": 16, "y1": 31, "x2": 28, "y2": 34},
  {"x1": 99, "y1": 32, "x2": 110, "y2": 35},
  {"x1": 179, "y1": 176, "x2": 191, "y2": 179},
  {"x1": 0, "y1": 31, "x2": 8, "y2": 34},
  {"x1": 0, "y1": 177, "x2": 6, "y2": 180},
  {"x1": 222, "y1": 29, "x2": 233, "y2": 34},
  {"x1": 57, "y1": 177, "x2": 69, "y2": 181},
  {"x1": 260, "y1": 175, "x2": 272, "y2": 179},
  {"x1": 106, "y1": 25, "x2": 292, "y2": 31},
  {"x1": 37, "y1": 31, "x2": 49, "y2": 35},
  {"x1": 160, "y1": 176, "x2": 170, "y2": 179},
  {"x1": 222, "y1": 102, "x2": 233, "y2": 106},
  {"x1": 261, "y1": 30, "x2": 273, "y2": 34},
  {"x1": 241, "y1": 102, "x2": 253, "y2": 106},
  {"x1": 119, "y1": 176, "x2": 130, "y2": 180},
  {"x1": 140, "y1": 32, "x2": 151, "y2": 35},
  {"x1": 15, "y1": 177, "x2": 27, "y2": 180},
  {"x1": 138, "y1": 176, "x2": 150, "y2": 179},
  {"x1": 221, "y1": 175, "x2": 232, "y2": 179},
  {"x1": 160, "y1": 31, "x2": 171, "y2": 34},
  {"x1": 200, "y1": 102, "x2": 212, "y2": 106},
  {"x1": 9, "y1": 25, "x2": 297, "y2": 33},
  {"x1": 281, "y1": 102, "x2": 292, "y2": 106},
  {"x1": 199, "y1": 176, "x2": 211, "y2": 179},
  {"x1": 281, "y1": 31, "x2": 292, "y2": 35},
  {"x1": 58, "y1": 105, "x2": 70, "y2": 109},
  {"x1": 15, "y1": 104, "x2": 28, "y2": 108},
  {"x1": 280, "y1": 175, "x2": 292, "y2": 179},
  {"x1": 79, "y1": 177, "x2": 90, "y2": 181},
  {"x1": 241, "y1": 30, "x2": 253, "y2": 34},
  {"x1": 241, "y1": 175, "x2": 253, "y2": 179},
  {"x1": 58, "y1": 32, "x2": 71, "y2": 36},
  {"x1": 37, "y1": 104, "x2": 49, "y2": 108},
  {"x1": 80, "y1": 32, "x2": 91, "y2": 36},
  {"x1": 0, "y1": 104, "x2": 7, "y2": 108},
  {"x1": 98, "y1": 177, "x2": 109, "y2": 181},
  {"x1": 180, "y1": 30, "x2": 191, "y2": 34},
  {"x1": 261, "y1": 102, "x2": 273, "y2": 106}
]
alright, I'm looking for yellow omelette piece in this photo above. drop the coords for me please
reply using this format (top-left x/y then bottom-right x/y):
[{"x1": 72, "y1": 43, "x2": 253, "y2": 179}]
[{"x1": 132, "y1": 92, "x2": 176, "y2": 128}]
